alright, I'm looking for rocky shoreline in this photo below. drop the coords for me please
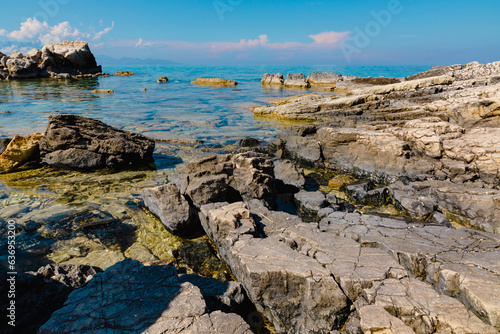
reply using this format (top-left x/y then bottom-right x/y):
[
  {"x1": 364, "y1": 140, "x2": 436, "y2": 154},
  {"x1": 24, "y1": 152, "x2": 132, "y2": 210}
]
[{"x1": 1, "y1": 57, "x2": 500, "y2": 333}]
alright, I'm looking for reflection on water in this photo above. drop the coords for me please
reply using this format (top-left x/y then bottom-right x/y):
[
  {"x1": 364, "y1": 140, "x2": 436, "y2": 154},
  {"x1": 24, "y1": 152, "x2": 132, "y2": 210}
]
[{"x1": 0, "y1": 65, "x2": 430, "y2": 273}]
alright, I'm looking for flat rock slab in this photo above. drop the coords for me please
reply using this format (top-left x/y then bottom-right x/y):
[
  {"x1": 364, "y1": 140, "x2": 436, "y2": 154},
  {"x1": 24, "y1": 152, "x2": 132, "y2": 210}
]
[
  {"x1": 39, "y1": 259, "x2": 252, "y2": 334},
  {"x1": 199, "y1": 201, "x2": 500, "y2": 333}
]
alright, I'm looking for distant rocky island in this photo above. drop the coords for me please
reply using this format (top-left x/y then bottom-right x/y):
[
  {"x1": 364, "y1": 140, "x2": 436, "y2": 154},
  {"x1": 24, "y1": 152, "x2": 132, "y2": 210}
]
[{"x1": 0, "y1": 41, "x2": 499, "y2": 334}]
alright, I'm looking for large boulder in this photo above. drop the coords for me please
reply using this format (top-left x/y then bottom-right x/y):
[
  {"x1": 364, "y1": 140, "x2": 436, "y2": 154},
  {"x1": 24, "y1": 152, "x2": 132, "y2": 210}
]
[
  {"x1": 5, "y1": 57, "x2": 38, "y2": 78},
  {"x1": 141, "y1": 183, "x2": 199, "y2": 236},
  {"x1": 306, "y1": 72, "x2": 343, "y2": 85},
  {"x1": 41, "y1": 40, "x2": 101, "y2": 74},
  {"x1": 39, "y1": 114, "x2": 155, "y2": 169},
  {"x1": 38, "y1": 259, "x2": 252, "y2": 334},
  {"x1": 261, "y1": 73, "x2": 284, "y2": 86},
  {"x1": 284, "y1": 73, "x2": 311, "y2": 89}
]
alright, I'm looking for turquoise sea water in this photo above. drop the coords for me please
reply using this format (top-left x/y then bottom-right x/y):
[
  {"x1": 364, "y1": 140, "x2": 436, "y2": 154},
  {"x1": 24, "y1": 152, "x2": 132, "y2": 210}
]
[{"x1": 0, "y1": 65, "x2": 430, "y2": 154}]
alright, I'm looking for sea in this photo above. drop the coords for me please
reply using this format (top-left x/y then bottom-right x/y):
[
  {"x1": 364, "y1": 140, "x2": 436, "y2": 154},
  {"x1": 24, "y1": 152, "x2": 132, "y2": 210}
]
[{"x1": 0, "y1": 65, "x2": 431, "y2": 272}]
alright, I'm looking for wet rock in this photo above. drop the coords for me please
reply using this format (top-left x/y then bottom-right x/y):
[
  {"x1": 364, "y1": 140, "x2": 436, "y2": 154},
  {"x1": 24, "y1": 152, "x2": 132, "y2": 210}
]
[
  {"x1": 157, "y1": 76, "x2": 169, "y2": 83},
  {"x1": 261, "y1": 73, "x2": 284, "y2": 86},
  {"x1": 38, "y1": 259, "x2": 252, "y2": 334},
  {"x1": 90, "y1": 89, "x2": 114, "y2": 94},
  {"x1": 141, "y1": 183, "x2": 199, "y2": 236},
  {"x1": 237, "y1": 136, "x2": 260, "y2": 147},
  {"x1": 61, "y1": 250, "x2": 125, "y2": 270},
  {"x1": 0, "y1": 137, "x2": 12, "y2": 154},
  {"x1": 191, "y1": 78, "x2": 238, "y2": 86},
  {"x1": 346, "y1": 181, "x2": 389, "y2": 206},
  {"x1": 113, "y1": 70, "x2": 135, "y2": 76},
  {"x1": 0, "y1": 264, "x2": 101, "y2": 334},
  {"x1": 39, "y1": 114, "x2": 155, "y2": 169},
  {"x1": 124, "y1": 242, "x2": 158, "y2": 263},
  {"x1": 284, "y1": 73, "x2": 311, "y2": 89},
  {"x1": 0, "y1": 133, "x2": 43, "y2": 173},
  {"x1": 273, "y1": 158, "x2": 306, "y2": 193}
]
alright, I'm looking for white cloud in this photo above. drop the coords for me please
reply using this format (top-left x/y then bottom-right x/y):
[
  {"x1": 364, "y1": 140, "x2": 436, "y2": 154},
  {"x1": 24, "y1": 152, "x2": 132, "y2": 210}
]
[
  {"x1": 93, "y1": 22, "x2": 114, "y2": 40},
  {"x1": 135, "y1": 38, "x2": 153, "y2": 48},
  {"x1": 309, "y1": 31, "x2": 351, "y2": 45},
  {"x1": 0, "y1": 18, "x2": 114, "y2": 46},
  {"x1": 0, "y1": 45, "x2": 30, "y2": 54}
]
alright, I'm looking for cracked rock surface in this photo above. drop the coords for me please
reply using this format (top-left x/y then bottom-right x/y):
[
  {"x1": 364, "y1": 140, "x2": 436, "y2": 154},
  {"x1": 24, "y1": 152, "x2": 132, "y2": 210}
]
[{"x1": 199, "y1": 201, "x2": 500, "y2": 333}]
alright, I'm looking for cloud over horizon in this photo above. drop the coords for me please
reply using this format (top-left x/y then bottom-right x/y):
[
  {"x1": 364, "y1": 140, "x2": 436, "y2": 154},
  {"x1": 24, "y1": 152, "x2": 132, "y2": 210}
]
[{"x1": 0, "y1": 18, "x2": 114, "y2": 53}]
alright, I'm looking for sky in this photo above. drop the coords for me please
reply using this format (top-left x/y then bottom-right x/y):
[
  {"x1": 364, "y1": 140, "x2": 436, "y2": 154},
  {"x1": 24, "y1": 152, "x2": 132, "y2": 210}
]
[{"x1": 0, "y1": 0, "x2": 499, "y2": 65}]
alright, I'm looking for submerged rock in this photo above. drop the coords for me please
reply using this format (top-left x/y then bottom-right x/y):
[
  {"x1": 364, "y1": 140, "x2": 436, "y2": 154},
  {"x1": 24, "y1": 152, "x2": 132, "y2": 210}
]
[
  {"x1": 90, "y1": 89, "x2": 114, "y2": 94},
  {"x1": 39, "y1": 114, "x2": 155, "y2": 169},
  {"x1": 191, "y1": 78, "x2": 238, "y2": 86},
  {"x1": 38, "y1": 259, "x2": 252, "y2": 334}
]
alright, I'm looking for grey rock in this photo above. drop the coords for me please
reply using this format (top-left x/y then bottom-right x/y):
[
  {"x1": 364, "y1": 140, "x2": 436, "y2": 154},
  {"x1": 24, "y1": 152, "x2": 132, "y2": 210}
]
[
  {"x1": 199, "y1": 202, "x2": 350, "y2": 333},
  {"x1": 359, "y1": 305, "x2": 415, "y2": 334},
  {"x1": 429, "y1": 211, "x2": 452, "y2": 227},
  {"x1": 346, "y1": 181, "x2": 389, "y2": 206},
  {"x1": 39, "y1": 259, "x2": 252, "y2": 334},
  {"x1": 237, "y1": 136, "x2": 260, "y2": 147},
  {"x1": 273, "y1": 158, "x2": 305, "y2": 192},
  {"x1": 294, "y1": 190, "x2": 328, "y2": 221},
  {"x1": 185, "y1": 174, "x2": 230, "y2": 207},
  {"x1": 39, "y1": 114, "x2": 155, "y2": 169},
  {"x1": 141, "y1": 183, "x2": 199, "y2": 236},
  {"x1": 306, "y1": 72, "x2": 343, "y2": 85},
  {"x1": 284, "y1": 73, "x2": 311, "y2": 88}
]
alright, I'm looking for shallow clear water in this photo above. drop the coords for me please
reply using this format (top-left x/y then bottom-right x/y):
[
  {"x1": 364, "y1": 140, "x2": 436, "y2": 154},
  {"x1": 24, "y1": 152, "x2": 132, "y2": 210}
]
[
  {"x1": 0, "y1": 65, "x2": 431, "y2": 272},
  {"x1": 0, "y1": 65, "x2": 430, "y2": 150}
]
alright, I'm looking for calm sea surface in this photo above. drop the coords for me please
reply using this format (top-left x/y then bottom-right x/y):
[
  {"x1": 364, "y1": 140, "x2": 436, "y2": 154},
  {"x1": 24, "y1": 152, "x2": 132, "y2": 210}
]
[
  {"x1": 0, "y1": 65, "x2": 431, "y2": 272},
  {"x1": 0, "y1": 65, "x2": 430, "y2": 161}
]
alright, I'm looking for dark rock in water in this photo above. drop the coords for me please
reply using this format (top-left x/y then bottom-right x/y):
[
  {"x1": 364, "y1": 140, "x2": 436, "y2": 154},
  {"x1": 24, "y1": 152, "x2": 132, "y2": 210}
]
[
  {"x1": 141, "y1": 183, "x2": 199, "y2": 237},
  {"x1": 157, "y1": 76, "x2": 169, "y2": 83},
  {"x1": 38, "y1": 259, "x2": 252, "y2": 334},
  {"x1": 346, "y1": 181, "x2": 389, "y2": 206},
  {"x1": 39, "y1": 114, "x2": 155, "y2": 169},
  {"x1": 238, "y1": 137, "x2": 260, "y2": 147},
  {"x1": 273, "y1": 159, "x2": 305, "y2": 193},
  {"x1": 0, "y1": 264, "x2": 101, "y2": 334},
  {"x1": 0, "y1": 138, "x2": 11, "y2": 154}
]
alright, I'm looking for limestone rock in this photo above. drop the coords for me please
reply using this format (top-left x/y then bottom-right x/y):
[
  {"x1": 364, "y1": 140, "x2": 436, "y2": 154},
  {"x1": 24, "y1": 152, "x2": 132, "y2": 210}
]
[
  {"x1": 157, "y1": 76, "x2": 169, "y2": 83},
  {"x1": 284, "y1": 73, "x2": 311, "y2": 89},
  {"x1": 261, "y1": 73, "x2": 284, "y2": 86},
  {"x1": 191, "y1": 78, "x2": 238, "y2": 86},
  {"x1": 359, "y1": 305, "x2": 415, "y2": 334},
  {"x1": 42, "y1": 40, "x2": 101, "y2": 74},
  {"x1": 306, "y1": 72, "x2": 343, "y2": 85},
  {"x1": 39, "y1": 114, "x2": 155, "y2": 169},
  {"x1": 0, "y1": 133, "x2": 43, "y2": 173},
  {"x1": 114, "y1": 70, "x2": 135, "y2": 76},
  {"x1": 39, "y1": 259, "x2": 252, "y2": 334},
  {"x1": 273, "y1": 158, "x2": 306, "y2": 192},
  {"x1": 141, "y1": 183, "x2": 199, "y2": 236}
]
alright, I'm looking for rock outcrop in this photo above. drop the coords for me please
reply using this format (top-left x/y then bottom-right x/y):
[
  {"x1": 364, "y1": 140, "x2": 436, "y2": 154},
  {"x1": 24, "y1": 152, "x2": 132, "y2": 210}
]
[
  {"x1": 263, "y1": 61, "x2": 500, "y2": 233},
  {"x1": 158, "y1": 76, "x2": 169, "y2": 83},
  {"x1": 0, "y1": 264, "x2": 101, "y2": 334},
  {"x1": 261, "y1": 73, "x2": 284, "y2": 86},
  {"x1": 199, "y1": 201, "x2": 500, "y2": 333},
  {"x1": 284, "y1": 73, "x2": 311, "y2": 89},
  {"x1": 0, "y1": 40, "x2": 102, "y2": 80},
  {"x1": 38, "y1": 259, "x2": 252, "y2": 334},
  {"x1": 141, "y1": 183, "x2": 199, "y2": 237},
  {"x1": 191, "y1": 78, "x2": 238, "y2": 86},
  {"x1": 39, "y1": 114, "x2": 155, "y2": 169},
  {"x1": 306, "y1": 72, "x2": 343, "y2": 85}
]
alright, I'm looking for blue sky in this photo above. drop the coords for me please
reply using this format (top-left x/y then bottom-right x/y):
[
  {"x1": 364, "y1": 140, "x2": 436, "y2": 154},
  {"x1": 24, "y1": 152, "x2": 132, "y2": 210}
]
[{"x1": 0, "y1": 0, "x2": 499, "y2": 65}]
